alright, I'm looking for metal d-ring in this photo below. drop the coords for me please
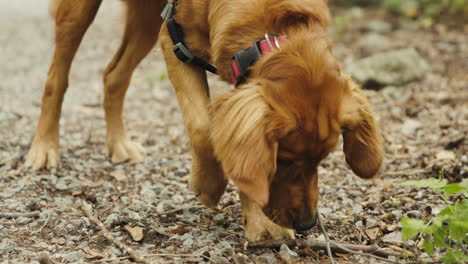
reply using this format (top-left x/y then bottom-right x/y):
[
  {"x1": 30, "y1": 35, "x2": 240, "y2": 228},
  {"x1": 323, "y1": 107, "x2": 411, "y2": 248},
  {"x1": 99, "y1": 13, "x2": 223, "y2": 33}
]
[{"x1": 264, "y1": 33, "x2": 282, "y2": 51}]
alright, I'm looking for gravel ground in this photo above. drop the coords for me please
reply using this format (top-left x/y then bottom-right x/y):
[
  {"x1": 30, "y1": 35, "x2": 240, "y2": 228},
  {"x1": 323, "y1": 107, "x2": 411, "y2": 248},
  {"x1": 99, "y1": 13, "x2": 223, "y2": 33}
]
[{"x1": 0, "y1": 1, "x2": 467, "y2": 264}]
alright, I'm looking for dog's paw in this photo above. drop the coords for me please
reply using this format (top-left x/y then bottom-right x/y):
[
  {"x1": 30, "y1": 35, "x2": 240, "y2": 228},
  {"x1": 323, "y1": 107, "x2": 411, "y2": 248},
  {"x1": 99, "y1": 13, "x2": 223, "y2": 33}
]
[
  {"x1": 107, "y1": 138, "x2": 145, "y2": 164},
  {"x1": 189, "y1": 173, "x2": 227, "y2": 208},
  {"x1": 243, "y1": 214, "x2": 295, "y2": 241},
  {"x1": 26, "y1": 140, "x2": 61, "y2": 170},
  {"x1": 189, "y1": 159, "x2": 227, "y2": 208}
]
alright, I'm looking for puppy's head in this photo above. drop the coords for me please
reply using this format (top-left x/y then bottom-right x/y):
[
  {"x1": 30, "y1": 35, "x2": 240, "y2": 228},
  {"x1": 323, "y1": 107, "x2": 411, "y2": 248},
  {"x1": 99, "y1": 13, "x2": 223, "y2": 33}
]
[{"x1": 210, "y1": 31, "x2": 382, "y2": 232}]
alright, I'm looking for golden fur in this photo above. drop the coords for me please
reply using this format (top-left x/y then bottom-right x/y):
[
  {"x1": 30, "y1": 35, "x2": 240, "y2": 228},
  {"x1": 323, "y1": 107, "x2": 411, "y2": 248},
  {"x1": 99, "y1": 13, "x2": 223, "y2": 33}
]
[{"x1": 28, "y1": 0, "x2": 383, "y2": 240}]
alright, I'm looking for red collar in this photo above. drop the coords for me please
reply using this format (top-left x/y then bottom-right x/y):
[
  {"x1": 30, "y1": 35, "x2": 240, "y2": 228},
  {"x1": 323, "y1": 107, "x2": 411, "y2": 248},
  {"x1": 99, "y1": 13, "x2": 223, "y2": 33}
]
[{"x1": 230, "y1": 34, "x2": 289, "y2": 86}]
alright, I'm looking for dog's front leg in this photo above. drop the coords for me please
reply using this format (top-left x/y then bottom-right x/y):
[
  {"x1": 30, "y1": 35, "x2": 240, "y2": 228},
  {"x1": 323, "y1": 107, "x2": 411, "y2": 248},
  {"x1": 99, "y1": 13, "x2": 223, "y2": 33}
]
[
  {"x1": 160, "y1": 30, "x2": 227, "y2": 208},
  {"x1": 240, "y1": 192, "x2": 295, "y2": 241}
]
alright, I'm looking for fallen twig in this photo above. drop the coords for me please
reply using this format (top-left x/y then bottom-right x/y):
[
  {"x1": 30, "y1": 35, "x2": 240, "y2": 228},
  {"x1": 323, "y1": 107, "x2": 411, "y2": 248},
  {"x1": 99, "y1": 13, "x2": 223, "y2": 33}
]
[
  {"x1": 91, "y1": 253, "x2": 200, "y2": 263},
  {"x1": 317, "y1": 211, "x2": 335, "y2": 264},
  {"x1": 248, "y1": 239, "x2": 401, "y2": 259},
  {"x1": 152, "y1": 205, "x2": 203, "y2": 217},
  {"x1": 80, "y1": 200, "x2": 149, "y2": 264},
  {"x1": 0, "y1": 211, "x2": 40, "y2": 219},
  {"x1": 33, "y1": 210, "x2": 52, "y2": 234}
]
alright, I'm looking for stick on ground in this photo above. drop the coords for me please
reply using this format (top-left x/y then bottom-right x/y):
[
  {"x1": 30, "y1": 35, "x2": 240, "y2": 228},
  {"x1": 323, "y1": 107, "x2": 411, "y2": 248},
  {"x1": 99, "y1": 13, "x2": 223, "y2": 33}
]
[
  {"x1": 0, "y1": 211, "x2": 40, "y2": 219},
  {"x1": 248, "y1": 238, "x2": 401, "y2": 258},
  {"x1": 80, "y1": 200, "x2": 150, "y2": 264}
]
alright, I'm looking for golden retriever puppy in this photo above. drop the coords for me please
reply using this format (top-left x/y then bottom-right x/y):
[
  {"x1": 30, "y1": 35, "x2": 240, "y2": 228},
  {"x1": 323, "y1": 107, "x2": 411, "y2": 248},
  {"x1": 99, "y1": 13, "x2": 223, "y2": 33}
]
[
  {"x1": 28, "y1": 0, "x2": 383, "y2": 240},
  {"x1": 159, "y1": 0, "x2": 383, "y2": 240}
]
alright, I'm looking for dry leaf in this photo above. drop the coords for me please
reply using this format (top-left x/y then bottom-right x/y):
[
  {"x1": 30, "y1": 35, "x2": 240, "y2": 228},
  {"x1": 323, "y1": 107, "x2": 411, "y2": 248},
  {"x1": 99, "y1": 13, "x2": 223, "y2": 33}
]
[
  {"x1": 124, "y1": 225, "x2": 144, "y2": 241},
  {"x1": 169, "y1": 226, "x2": 190, "y2": 234},
  {"x1": 296, "y1": 247, "x2": 316, "y2": 257},
  {"x1": 110, "y1": 171, "x2": 127, "y2": 181},
  {"x1": 365, "y1": 227, "x2": 380, "y2": 240}
]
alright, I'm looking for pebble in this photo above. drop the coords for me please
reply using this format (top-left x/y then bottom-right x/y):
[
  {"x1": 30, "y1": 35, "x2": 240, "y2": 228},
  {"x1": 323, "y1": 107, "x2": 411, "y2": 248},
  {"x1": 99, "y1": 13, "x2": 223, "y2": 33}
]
[
  {"x1": 347, "y1": 48, "x2": 429, "y2": 88},
  {"x1": 156, "y1": 200, "x2": 176, "y2": 213},
  {"x1": 382, "y1": 231, "x2": 403, "y2": 244},
  {"x1": 279, "y1": 244, "x2": 298, "y2": 257},
  {"x1": 61, "y1": 250, "x2": 85, "y2": 263},
  {"x1": 352, "y1": 204, "x2": 363, "y2": 214},
  {"x1": 402, "y1": 119, "x2": 422, "y2": 136},
  {"x1": 365, "y1": 218, "x2": 379, "y2": 228},
  {"x1": 257, "y1": 252, "x2": 277, "y2": 264},
  {"x1": 182, "y1": 238, "x2": 194, "y2": 247},
  {"x1": 17, "y1": 216, "x2": 33, "y2": 225},
  {"x1": 366, "y1": 19, "x2": 392, "y2": 33},
  {"x1": 104, "y1": 213, "x2": 120, "y2": 226}
]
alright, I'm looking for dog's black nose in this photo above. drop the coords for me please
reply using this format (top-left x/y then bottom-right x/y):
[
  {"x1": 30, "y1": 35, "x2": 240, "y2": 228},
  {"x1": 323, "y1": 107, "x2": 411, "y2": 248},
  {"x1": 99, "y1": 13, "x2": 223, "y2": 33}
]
[{"x1": 293, "y1": 214, "x2": 318, "y2": 232}]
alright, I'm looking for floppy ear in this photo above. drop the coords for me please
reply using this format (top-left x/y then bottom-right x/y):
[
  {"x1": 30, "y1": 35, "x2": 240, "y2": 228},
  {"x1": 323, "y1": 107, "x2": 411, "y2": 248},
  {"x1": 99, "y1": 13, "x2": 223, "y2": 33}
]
[
  {"x1": 265, "y1": 0, "x2": 331, "y2": 32},
  {"x1": 340, "y1": 77, "x2": 383, "y2": 179},
  {"x1": 210, "y1": 81, "x2": 277, "y2": 206}
]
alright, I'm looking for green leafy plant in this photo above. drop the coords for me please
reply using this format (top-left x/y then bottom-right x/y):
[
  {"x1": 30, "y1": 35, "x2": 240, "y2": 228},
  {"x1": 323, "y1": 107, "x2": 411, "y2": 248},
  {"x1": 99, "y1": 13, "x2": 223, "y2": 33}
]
[{"x1": 400, "y1": 177, "x2": 468, "y2": 264}]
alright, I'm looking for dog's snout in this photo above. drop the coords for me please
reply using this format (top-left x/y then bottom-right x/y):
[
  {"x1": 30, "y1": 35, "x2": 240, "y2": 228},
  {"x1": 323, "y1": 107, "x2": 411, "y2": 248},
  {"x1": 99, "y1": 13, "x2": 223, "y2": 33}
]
[{"x1": 293, "y1": 214, "x2": 317, "y2": 232}]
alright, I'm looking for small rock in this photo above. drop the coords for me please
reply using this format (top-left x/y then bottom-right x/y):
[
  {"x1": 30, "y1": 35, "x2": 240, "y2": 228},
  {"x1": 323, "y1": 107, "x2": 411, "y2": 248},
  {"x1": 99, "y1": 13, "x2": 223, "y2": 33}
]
[
  {"x1": 62, "y1": 250, "x2": 85, "y2": 263},
  {"x1": 216, "y1": 241, "x2": 232, "y2": 253},
  {"x1": 347, "y1": 48, "x2": 429, "y2": 88},
  {"x1": 175, "y1": 168, "x2": 188, "y2": 177},
  {"x1": 353, "y1": 204, "x2": 363, "y2": 214},
  {"x1": 382, "y1": 231, "x2": 403, "y2": 245},
  {"x1": 366, "y1": 19, "x2": 392, "y2": 33},
  {"x1": 391, "y1": 210, "x2": 403, "y2": 218},
  {"x1": 182, "y1": 238, "x2": 194, "y2": 247},
  {"x1": 402, "y1": 119, "x2": 422, "y2": 136},
  {"x1": 358, "y1": 33, "x2": 391, "y2": 53},
  {"x1": 365, "y1": 218, "x2": 379, "y2": 228},
  {"x1": 172, "y1": 194, "x2": 184, "y2": 204},
  {"x1": 104, "y1": 213, "x2": 120, "y2": 226},
  {"x1": 54, "y1": 197, "x2": 74, "y2": 209},
  {"x1": 180, "y1": 233, "x2": 193, "y2": 241},
  {"x1": 156, "y1": 200, "x2": 176, "y2": 213},
  {"x1": 17, "y1": 217, "x2": 32, "y2": 225},
  {"x1": 126, "y1": 211, "x2": 142, "y2": 222},
  {"x1": 257, "y1": 252, "x2": 277, "y2": 264},
  {"x1": 213, "y1": 214, "x2": 225, "y2": 222},
  {"x1": 319, "y1": 207, "x2": 332, "y2": 216},
  {"x1": 280, "y1": 244, "x2": 298, "y2": 257},
  {"x1": 35, "y1": 242, "x2": 49, "y2": 248},
  {"x1": 55, "y1": 181, "x2": 69, "y2": 191}
]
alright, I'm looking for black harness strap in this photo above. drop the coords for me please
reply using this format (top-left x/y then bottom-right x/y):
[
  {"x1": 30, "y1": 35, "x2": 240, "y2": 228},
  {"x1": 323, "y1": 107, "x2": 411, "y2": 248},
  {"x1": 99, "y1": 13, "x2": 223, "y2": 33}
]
[{"x1": 161, "y1": 1, "x2": 218, "y2": 74}]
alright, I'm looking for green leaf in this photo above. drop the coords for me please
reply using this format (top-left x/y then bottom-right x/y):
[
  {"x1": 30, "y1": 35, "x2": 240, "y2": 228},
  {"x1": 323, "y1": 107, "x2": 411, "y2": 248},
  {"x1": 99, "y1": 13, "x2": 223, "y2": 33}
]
[
  {"x1": 400, "y1": 178, "x2": 447, "y2": 191},
  {"x1": 449, "y1": 220, "x2": 468, "y2": 242},
  {"x1": 401, "y1": 217, "x2": 426, "y2": 240},
  {"x1": 432, "y1": 225, "x2": 448, "y2": 248},
  {"x1": 438, "y1": 205, "x2": 455, "y2": 217},
  {"x1": 422, "y1": 237, "x2": 434, "y2": 254},
  {"x1": 444, "y1": 183, "x2": 468, "y2": 194},
  {"x1": 441, "y1": 248, "x2": 468, "y2": 264}
]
